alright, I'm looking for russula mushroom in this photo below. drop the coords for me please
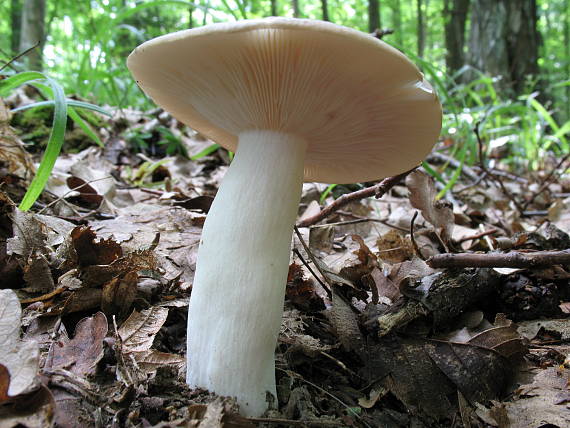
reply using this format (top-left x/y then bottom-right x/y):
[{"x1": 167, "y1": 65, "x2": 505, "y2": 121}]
[{"x1": 127, "y1": 17, "x2": 441, "y2": 416}]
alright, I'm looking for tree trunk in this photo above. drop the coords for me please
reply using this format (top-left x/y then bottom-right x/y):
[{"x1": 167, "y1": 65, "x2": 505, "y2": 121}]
[
  {"x1": 292, "y1": 0, "x2": 300, "y2": 17},
  {"x1": 188, "y1": 5, "x2": 194, "y2": 28},
  {"x1": 506, "y1": 0, "x2": 540, "y2": 94},
  {"x1": 468, "y1": 0, "x2": 540, "y2": 96},
  {"x1": 321, "y1": 0, "x2": 329, "y2": 21},
  {"x1": 443, "y1": 0, "x2": 470, "y2": 76},
  {"x1": 391, "y1": 0, "x2": 403, "y2": 46},
  {"x1": 19, "y1": 0, "x2": 45, "y2": 70},
  {"x1": 270, "y1": 0, "x2": 277, "y2": 16},
  {"x1": 10, "y1": 0, "x2": 22, "y2": 56},
  {"x1": 416, "y1": 0, "x2": 426, "y2": 57},
  {"x1": 564, "y1": 0, "x2": 570, "y2": 120},
  {"x1": 368, "y1": 0, "x2": 381, "y2": 33}
]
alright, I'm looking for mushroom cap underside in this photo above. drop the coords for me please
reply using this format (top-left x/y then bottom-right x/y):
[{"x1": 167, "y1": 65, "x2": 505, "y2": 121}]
[{"x1": 128, "y1": 17, "x2": 442, "y2": 183}]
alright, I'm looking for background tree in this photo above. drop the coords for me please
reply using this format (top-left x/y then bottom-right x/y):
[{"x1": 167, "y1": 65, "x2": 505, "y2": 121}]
[
  {"x1": 292, "y1": 0, "x2": 301, "y2": 17},
  {"x1": 369, "y1": 0, "x2": 381, "y2": 32},
  {"x1": 10, "y1": 0, "x2": 22, "y2": 56},
  {"x1": 468, "y1": 0, "x2": 540, "y2": 95},
  {"x1": 416, "y1": 0, "x2": 426, "y2": 57},
  {"x1": 19, "y1": 0, "x2": 45, "y2": 70},
  {"x1": 443, "y1": 0, "x2": 470, "y2": 76},
  {"x1": 321, "y1": 0, "x2": 329, "y2": 21}
]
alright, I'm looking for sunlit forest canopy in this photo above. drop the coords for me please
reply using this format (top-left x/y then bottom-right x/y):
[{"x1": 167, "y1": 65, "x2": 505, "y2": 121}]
[{"x1": 1, "y1": 0, "x2": 570, "y2": 172}]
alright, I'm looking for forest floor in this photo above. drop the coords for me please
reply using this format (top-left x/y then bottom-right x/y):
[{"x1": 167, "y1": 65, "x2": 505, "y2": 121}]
[{"x1": 1, "y1": 92, "x2": 570, "y2": 428}]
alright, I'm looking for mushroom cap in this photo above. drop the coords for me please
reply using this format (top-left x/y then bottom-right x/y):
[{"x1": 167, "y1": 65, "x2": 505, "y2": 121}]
[{"x1": 127, "y1": 18, "x2": 441, "y2": 183}]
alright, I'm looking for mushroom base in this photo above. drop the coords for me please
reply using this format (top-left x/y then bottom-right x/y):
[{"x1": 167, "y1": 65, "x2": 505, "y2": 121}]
[{"x1": 186, "y1": 130, "x2": 307, "y2": 416}]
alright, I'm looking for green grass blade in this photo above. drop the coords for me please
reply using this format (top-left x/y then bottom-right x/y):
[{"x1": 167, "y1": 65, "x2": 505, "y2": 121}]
[
  {"x1": 10, "y1": 99, "x2": 112, "y2": 116},
  {"x1": 320, "y1": 184, "x2": 337, "y2": 203},
  {"x1": 0, "y1": 71, "x2": 45, "y2": 97},
  {"x1": 67, "y1": 107, "x2": 104, "y2": 147},
  {"x1": 19, "y1": 78, "x2": 68, "y2": 211},
  {"x1": 190, "y1": 143, "x2": 220, "y2": 160}
]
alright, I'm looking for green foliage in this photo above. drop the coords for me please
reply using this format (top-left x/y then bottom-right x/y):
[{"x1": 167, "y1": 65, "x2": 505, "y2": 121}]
[
  {"x1": 0, "y1": 72, "x2": 109, "y2": 210},
  {"x1": 2, "y1": 0, "x2": 569, "y2": 206}
]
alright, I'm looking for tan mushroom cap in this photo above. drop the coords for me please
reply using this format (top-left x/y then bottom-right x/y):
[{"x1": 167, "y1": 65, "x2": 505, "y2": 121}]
[{"x1": 127, "y1": 17, "x2": 442, "y2": 184}]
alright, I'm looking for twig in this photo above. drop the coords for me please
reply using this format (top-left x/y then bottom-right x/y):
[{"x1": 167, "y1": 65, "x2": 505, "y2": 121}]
[
  {"x1": 521, "y1": 153, "x2": 570, "y2": 211},
  {"x1": 247, "y1": 417, "x2": 344, "y2": 426},
  {"x1": 293, "y1": 226, "x2": 332, "y2": 299},
  {"x1": 292, "y1": 248, "x2": 329, "y2": 293},
  {"x1": 456, "y1": 228, "x2": 498, "y2": 244},
  {"x1": 409, "y1": 211, "x2": 426, "y2": 261},
  {"x1": 474, "y1": 123, "x2": 525, "y2": 213},
  {"x1": 370, "y1": 28, "x2": 395, "y2": 39},
  {"x1": 276, "y1": 368, "x2": 371, "y2": 428},
  {"x1": 427, "y1": 249, "x2": 570, "y2": 269},
  {"x1": 427, "y1": 151, "x2": 480, "y2": 182},
  {"x1": 297, "y1": 167, "x2": 416, "y2": 227},
  {"x1": 0, "y1": 41, "x2": 41, "y2": 72}
]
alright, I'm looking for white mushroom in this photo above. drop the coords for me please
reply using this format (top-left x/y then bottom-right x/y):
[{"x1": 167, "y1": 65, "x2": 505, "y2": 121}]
[{"x1": 127, "y1": 17, "x2": 442, "y2": 417}]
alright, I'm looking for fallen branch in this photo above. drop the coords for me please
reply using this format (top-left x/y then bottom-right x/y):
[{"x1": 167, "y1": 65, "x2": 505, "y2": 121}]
[
  {"x1": 427, "y1": 249, "x2": 570, "y2": 269},
  {"x1": 297, "y1": 167, "x2": 415, "y2": 227}
]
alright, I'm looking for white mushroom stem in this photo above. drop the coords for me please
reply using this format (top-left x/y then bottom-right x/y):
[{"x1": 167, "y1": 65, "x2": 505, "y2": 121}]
[{"x1": 186, "y1": 130, "x2": 307, "y2": 417}]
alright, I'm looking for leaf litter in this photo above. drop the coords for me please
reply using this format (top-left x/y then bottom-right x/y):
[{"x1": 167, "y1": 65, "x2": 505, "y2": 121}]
[{"x1": 1, "y1": 98, "x2": 570, "y2": 427}]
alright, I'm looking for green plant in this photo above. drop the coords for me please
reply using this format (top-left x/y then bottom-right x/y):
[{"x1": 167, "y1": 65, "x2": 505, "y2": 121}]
[{"x1": 0, "y1": 71, "x2": 110, "y2": 211}]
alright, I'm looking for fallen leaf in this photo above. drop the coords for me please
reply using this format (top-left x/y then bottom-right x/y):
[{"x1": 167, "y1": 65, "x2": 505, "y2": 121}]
[
  {"x1": 71, "y1": 226, "x2": 122, "y2": 266},
  {"x1": 44, "y1": 312, "x2": 108, "y2": 376},
  {"x1": 118, "y1": 307, "x2": 169, "y2": 353},
  {"x1": 407, "y1": 170, "x2": 455, "y2": 242},
  {"x1": 0, "y1": 289, "x2": 39, "y2": 397}
]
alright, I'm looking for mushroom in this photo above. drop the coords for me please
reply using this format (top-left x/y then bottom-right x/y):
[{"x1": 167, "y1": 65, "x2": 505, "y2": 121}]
[{"x1": 127, "y1": 17, "x2": 441, "y2": 416}]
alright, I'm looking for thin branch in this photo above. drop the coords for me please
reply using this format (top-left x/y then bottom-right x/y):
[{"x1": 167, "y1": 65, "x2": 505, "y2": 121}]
[
  {"x1": 297, "y1": 167, "x2": 416, "y2": 227},
  {"x1": 410, "y1": 211, "x2": 426, "y2": 260},
  {"x1": 456, "y1": 228, "x2": 498, "y2": 244},
  {"x1": 427, "y1": 249, "x2": 570, "y2": 269},
  {"x1": 521, "y1": 153, "x2": 570, "y2": 211},
  {"x1": 293, "y1": 226, "x2": 332, "y2": 299},
  {"x1": 0, "y1": 41, "x2": 41, "y2": 72},
  {"x1": 474, "y1": 123, "x2": 525, "y2": 213}
]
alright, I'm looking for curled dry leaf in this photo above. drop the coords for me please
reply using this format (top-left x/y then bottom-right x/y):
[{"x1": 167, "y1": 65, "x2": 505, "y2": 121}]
[
  {"x1": 71, "y1": 226, "x2": 123, "y2": 267},
  {"x1": 406, "y1": 170, "x2": 454, "y2": 242},
  {"x1": 118, "y1": 307, "x2": 169, "y2": 353},
  {"x1": 118, "y1": 306, "x2": 183, "y2": 373},
  {"x1": 0, "y1": 289, "x2": 39, "y2": 398}
]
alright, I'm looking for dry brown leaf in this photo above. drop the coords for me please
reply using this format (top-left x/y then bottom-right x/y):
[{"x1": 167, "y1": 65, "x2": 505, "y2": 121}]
[
  {"x1": 187, "y1": 397, "x2": 255, "y2": 427},
  {"x1": 6, "y1": 209, "x2": 48, "y2": 259},
  {"x1": 497, "y1": 367, "x2": 570, "y2": 428},
  {"x1": 118, "y1": 307, "x2": 169, "y2": 353},
  {"x1": 326, "y1": 291, "x2": 363, "y2": 352},
  {"x1": 133, "y1": 350, "x2": 185, "y2": 372},
  {"x1": 44, "y1": 312, "x2": 108, "y2": 376},
  {"x1": 0, "y1": 289, "x2": 39, "y2": 398},
  {"x1": 71, "y1": 226, "x2": 123, "y2": 267},
  {"x1": 406, "y1": 170, "x2": 454, "y2": 242},
  {"x1": 102, "y1": 271, "x2": 138, "y2": 317}
]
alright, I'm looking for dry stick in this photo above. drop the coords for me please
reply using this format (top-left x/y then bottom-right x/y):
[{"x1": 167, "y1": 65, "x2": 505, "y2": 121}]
[
  {"x1": 293, "y1": 226, "x2": 332, "y2": 299},
  {"x1": 427, "y1": 249, "x2": 570, "y2": 269},
  {"x1": 474, "y1": 123, "x2": 526, "y2": 213},
  {"x1": 521, "y1": 153, "x2": 570, "y2": 211},
  {"x1": 0, "y1": 41, "x2": 41, "y2": 72},
  {"x1": 292, "y1": 248, "x2": 329, "y2": 292},
  {"x1": 409, "y1": 210, "x2": 426, "y2": 261},
  {"x1": 456, "y1": 228, "x2": 498, "y2": 244},
  {"x1": 297, "y1": 167, "x2": 416, "y2": 227},
  {"x1": 247, "y1": 417, "x2": 344, "y2": 427},
  {"x1": 428, "y1": 151, "x2": 480, "y2": 182}
]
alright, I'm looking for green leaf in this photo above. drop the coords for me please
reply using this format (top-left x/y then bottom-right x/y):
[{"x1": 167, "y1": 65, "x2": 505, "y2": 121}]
[
  {"x1": 19, "y1": 78, "x2": 68, "y2": 211},
  {"x1": 0, "y1": 71, "x2": 46, "y2": 97},
  {"x1": 190, "y1": 143, "x2": 221, "y2": 160}
]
